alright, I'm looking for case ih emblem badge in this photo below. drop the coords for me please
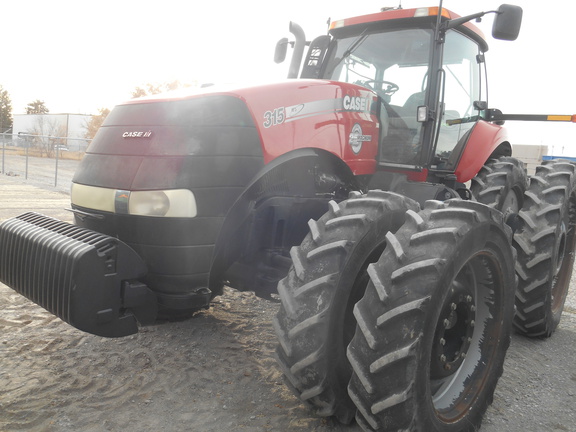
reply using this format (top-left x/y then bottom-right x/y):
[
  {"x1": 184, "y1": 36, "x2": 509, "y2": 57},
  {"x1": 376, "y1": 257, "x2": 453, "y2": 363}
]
[
  {"x1": 342, "y1": 95, "x2": 372, "y2": 112},
  {"x1": 122, "y1": 131, "x2": 153, "y2": 138},
  {"x1": 349, "y1": 123, "x2": 371, "y2": 154}
]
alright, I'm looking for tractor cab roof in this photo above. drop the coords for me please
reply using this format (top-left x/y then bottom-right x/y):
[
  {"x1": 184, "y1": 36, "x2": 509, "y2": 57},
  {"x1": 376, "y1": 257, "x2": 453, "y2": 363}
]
[{"x1": 330, "y1": 7, "x2": 488, "y2": 52}]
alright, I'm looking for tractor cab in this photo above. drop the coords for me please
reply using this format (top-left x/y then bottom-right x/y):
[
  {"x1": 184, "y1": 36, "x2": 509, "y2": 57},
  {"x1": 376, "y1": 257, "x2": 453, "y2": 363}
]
[
  {"x1": 281, "y1": 5, "x2": 522, "y2": 189},
  {"x1": 324, "y1": 23, "x2": 470, "y2": 168}
]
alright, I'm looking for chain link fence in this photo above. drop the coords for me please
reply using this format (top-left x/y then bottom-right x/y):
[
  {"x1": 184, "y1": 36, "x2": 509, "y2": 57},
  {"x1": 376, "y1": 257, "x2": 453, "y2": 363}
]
[{"x1": 1, "y1": 133, "x2": 89, "y2": 191}]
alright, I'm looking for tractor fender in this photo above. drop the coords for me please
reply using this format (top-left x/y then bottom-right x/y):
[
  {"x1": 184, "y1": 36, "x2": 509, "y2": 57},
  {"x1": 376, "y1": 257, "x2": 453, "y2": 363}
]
[
  {"x1": 455, "y1": 120, "x2": 511, "y2": 183},
  {"x1": 208, "y1": 147, "x2": 362, "y2": 295}
]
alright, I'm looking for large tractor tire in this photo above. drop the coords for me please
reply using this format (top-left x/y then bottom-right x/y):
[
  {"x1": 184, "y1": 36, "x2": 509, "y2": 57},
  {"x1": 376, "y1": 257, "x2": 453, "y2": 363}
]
[
  {"x1": 274, "y1": 190, "x2": 419, "y2": 423},
  {"x1": 347, "y1": 200, "x2": 516, "y2": 432},
  {"x1": 513, "y1": 160, "x2": 576, "y2": 337},
  {"x1": 471, "y1": 156, "x2": 528, "y2": 222}
]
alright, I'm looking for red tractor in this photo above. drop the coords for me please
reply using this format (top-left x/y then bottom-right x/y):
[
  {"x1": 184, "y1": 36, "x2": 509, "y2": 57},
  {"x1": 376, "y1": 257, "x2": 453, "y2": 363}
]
[{"x1": 0, "y1": 3, "x2": 574, "y2": 431}]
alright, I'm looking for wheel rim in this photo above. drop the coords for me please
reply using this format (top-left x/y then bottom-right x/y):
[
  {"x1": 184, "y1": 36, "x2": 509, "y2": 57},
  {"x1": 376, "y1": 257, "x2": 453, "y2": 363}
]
[
  {"x1": 554, "y1": 222, "x2": 567, "y2": 276},
  {"x1": 502, "y1": 187, "x2": 521, "y2": 222},
  {"x1": 430, "y1": 252, "x2": 504, "y2": 422},
  {"x1": 551, "y1": 204, "x2": 576, "y2": 313}
]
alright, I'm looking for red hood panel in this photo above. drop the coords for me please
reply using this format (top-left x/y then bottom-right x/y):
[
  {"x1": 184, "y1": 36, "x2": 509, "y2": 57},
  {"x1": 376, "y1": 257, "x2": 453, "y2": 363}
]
[
  {"x1": 126, "y1": 80, "x2": 381, "y2": 176},
  {"x1": 238, "y1": 80, "x2": 380, "y2": 175}
]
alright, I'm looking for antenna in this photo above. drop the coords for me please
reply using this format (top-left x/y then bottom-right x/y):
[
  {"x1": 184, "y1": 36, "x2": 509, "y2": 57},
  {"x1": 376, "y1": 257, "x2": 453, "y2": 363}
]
[{"x1": 434, "y1": 0, "x2": 444, "y2": 41}]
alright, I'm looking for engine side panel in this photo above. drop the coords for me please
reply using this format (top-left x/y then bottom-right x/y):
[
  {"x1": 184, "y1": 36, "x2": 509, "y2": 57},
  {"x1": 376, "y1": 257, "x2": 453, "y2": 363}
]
[{"x1": 238, "y1": 80, "x2": 380, "y2": 175}]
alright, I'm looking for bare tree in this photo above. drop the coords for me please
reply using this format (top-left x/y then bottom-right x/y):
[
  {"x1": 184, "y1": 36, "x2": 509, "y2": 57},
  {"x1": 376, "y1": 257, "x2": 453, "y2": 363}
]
[
  {"x1": 27, "y1": 116, "x2": 67, "y2": 158},
  {"x1": 84, "y1": 107, "x2": 110, "y2": 140}
]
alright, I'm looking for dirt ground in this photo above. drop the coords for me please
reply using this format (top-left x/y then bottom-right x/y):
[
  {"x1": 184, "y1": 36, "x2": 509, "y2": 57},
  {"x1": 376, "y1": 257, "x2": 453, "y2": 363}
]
[{"x1": 1, "y1": 176, "x2": 575, "y2": 432}]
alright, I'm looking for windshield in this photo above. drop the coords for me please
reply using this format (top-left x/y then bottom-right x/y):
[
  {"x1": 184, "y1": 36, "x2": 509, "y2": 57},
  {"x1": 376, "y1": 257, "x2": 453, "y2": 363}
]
[{"x1": 323, "y1": 28, "x2": 433, "y2": 164}]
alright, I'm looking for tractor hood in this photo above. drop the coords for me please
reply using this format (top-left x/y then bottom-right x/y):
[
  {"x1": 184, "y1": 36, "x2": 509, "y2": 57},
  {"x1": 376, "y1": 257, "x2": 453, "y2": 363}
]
[
  {"x1": 72, "y1": 79, "x2": 379, "y2": 218},
  {"x1": 75, "y1": 80, "x2": 379, "y2": 185}
]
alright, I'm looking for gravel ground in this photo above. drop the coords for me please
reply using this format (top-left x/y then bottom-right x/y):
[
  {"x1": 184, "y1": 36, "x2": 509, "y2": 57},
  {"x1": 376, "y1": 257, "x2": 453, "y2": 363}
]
[{"x1": 0, "y1": 157, "x2": 575, "y2": 432}]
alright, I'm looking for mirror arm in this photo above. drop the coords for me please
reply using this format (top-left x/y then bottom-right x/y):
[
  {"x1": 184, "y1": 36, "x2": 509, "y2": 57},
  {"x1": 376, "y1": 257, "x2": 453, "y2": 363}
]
[{"x1": 442, "y1": 10, "x2": 498, "y2": 31}]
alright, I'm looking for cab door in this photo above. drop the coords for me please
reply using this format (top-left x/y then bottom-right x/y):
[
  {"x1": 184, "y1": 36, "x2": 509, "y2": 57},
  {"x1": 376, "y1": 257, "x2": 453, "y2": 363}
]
[{"x1": 433, "y1": 30, "x2": 484, "y2": 168}]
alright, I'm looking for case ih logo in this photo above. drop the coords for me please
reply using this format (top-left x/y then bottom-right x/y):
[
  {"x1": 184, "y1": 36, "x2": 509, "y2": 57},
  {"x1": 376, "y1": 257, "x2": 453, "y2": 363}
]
[
  {"x1": 342, "y1": 95, "x2": 372, "y2": 112},
  {"x1": 122, "y1": 131, "x2": 153, "y2": 138},
  {"x1": 349, "y1": 123, "x2": 371, "y2": 154}
]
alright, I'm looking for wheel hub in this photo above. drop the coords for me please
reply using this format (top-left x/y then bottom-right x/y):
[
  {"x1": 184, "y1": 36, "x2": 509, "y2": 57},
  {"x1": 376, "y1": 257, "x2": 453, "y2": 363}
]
[
  {"x1": 431, "y1": 286, "x2": 476, "y2": 379},
  {"x1": 502, "y1": 188, "x2": 520, "y2": 221},
  {"x1": 554, "y1": 221, "x2": 567, "y2": 276}
]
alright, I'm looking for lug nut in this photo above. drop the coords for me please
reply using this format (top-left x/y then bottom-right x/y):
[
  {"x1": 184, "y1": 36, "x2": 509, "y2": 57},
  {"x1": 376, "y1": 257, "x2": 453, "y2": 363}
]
[
  {"x1": 451, "y1": 302, "x2": 457, "y2": 311},
  {"x1": 439, "y1": 338, "x2": 446, "y2": 346},
  {"x1": 444, "y1": 363, "x2": 452, "y2": 371},
  {"x1": 470, "y1": 320, "x2": 475, "y2": 328},
  {"x1": 444, "y1": 319, "x2": 451, "y2": 328},
  {"x1": 465, "y1": 295, "x2": 473, "y2": 303},
  {"x1": 440, "y1": 354, "x2": 447, "y2": 362}
]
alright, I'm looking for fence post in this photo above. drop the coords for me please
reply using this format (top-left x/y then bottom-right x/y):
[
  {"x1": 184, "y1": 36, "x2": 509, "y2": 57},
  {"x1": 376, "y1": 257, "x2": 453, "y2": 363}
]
[{"x1": 54, "y1": 141, "x2": 59, "y2": 187}]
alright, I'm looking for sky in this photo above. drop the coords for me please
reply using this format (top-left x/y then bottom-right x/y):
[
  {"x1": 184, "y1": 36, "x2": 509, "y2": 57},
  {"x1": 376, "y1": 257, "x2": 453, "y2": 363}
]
[{"x1": 2, "y1": 0, "x2": 575, "y2": 153}]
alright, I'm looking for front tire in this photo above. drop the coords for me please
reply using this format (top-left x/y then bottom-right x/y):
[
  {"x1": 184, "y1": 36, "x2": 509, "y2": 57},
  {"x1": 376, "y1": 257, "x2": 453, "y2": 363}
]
[
  {"x1": 274, "y1": 190, "x2": 419, "y2": 423},
  {"x1": 513, "y1": 160, "x2": 576, "y2": 337},
  {"x1": 347, "y1": 200, "x2": 516, "y2": 431}
]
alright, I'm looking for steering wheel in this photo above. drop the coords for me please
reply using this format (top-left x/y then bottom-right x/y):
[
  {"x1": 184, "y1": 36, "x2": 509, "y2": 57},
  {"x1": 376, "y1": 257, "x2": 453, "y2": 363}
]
[{"x1": 359, "y1": 79, "x2": 399, "y2": 103}]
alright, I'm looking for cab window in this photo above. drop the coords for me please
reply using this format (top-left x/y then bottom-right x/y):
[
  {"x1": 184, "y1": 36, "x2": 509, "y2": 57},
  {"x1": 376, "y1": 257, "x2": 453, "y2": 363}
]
[
  {"x1": 434, "y1": 31, "x2": 482, "y2": 165},
  {"x1": 324, "y1": 28, "x2": 433, "y2": 164}
]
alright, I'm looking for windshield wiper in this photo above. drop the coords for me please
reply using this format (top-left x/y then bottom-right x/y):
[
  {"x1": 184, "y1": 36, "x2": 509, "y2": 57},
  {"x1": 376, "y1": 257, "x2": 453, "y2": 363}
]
[{"x1": 326, "y1": 29, "x2": 369, "y2": 76}]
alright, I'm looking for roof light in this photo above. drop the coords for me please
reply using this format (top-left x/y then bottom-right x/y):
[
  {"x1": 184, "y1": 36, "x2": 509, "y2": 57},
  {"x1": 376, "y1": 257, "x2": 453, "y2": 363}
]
[
  {"x1": 414, "y1": 7, "x2": 452, "y2": 18},
  {"x1": 330, "y1": 20, "x2": 344, "y2": 30},
  {"x1": 414, "y1": 8, "x2": 430, "y2": 17}
]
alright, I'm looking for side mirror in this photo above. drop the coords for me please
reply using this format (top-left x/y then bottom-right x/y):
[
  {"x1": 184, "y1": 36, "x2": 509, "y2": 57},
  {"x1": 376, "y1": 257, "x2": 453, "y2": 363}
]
[
  {"x1": 474, "y1": 101, "x2": 488, "y2": 111},
  {"x1": 492, "y1": 4, "x2": 523, "y2": 41},
  {"x1": 274, "y1": 38, "x2": 289, "y2": 64}
]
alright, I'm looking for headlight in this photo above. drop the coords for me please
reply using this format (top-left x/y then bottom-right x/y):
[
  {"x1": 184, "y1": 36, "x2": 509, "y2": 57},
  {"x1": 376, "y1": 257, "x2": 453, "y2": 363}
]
[
  {"x1": 71, "y1": 184, "x2": 197, "y2": 218},
  {"x1": 129, "y1": 191, "x2": 170, "y2": 216},
  {"x1": 71, "y1": 184, "x2": 116, "y2": 212},
  {"x1": 129, "y1": 190, "x2": 197, "y2": 217}
]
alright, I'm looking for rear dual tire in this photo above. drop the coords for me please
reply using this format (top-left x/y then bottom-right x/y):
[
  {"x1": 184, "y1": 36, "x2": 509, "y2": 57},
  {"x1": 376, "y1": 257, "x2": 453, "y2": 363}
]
[
  {"x1": 513, "y1": 160, "x2": 576, "y2": 337},
  {"x1": 470, "y1": 156, "x2": 528, "y2": 224},
  {"x1": 472, "y1": 157, "x2": 576, "y2": 337}
]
